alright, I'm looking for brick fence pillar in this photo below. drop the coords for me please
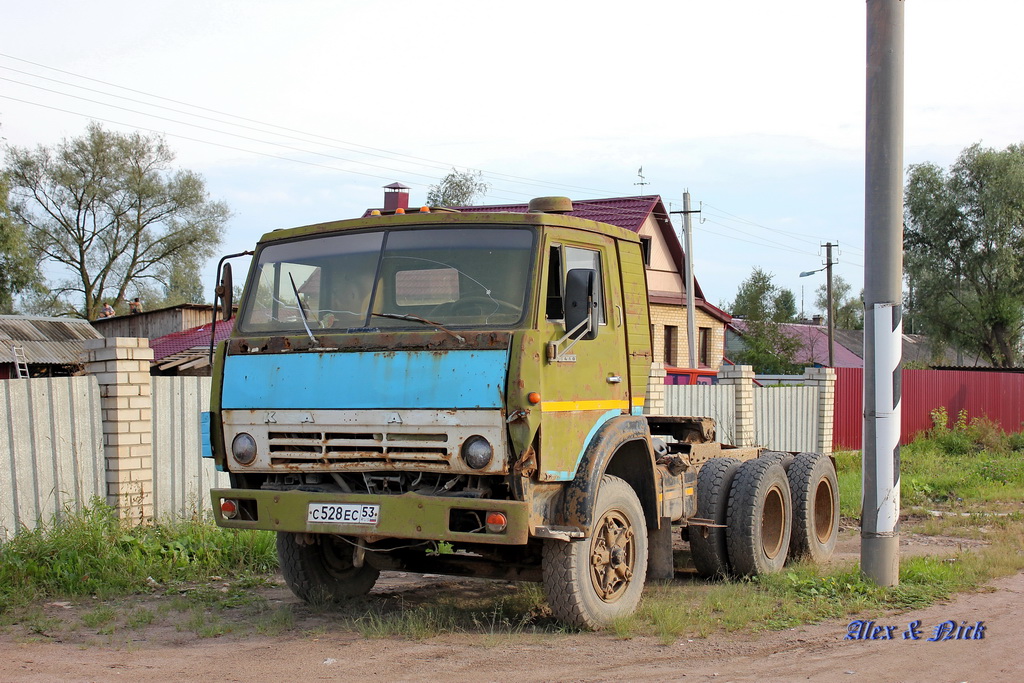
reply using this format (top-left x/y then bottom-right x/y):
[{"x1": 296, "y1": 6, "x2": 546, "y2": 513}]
[
  {"x1": 644, "y1": 362, "x2": 667, "y2": 416},
  {"x1": 803, "y1": 366, "x2": 836, "y2": 455},
  {"x1": 718, "y1": 364, "x2": 756, "y2": 446},
  {"x1": 84, "y1": 337, "x2": 154, "y2": 523}
]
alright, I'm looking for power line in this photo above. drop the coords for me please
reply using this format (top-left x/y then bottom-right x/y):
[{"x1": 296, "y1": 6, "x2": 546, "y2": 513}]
[
  {"x1": 0, "y1": 52, "x2": 864, "y2": 266},
  {"x1": 0, "y1": 52, "x2": 627, "y2": 198}
]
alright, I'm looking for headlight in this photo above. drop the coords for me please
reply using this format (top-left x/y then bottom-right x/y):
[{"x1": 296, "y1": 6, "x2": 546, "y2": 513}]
[
  {"x1": 231, "y1": 433, "x2": 258, "y2": 465},
  {"x1": 461, "y1": 435, "x2": 493, "y2": 470}
]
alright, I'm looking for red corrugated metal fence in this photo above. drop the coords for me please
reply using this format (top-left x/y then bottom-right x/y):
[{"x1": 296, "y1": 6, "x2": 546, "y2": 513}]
[{"x1": 833, "y1": 367, "x2": 1024, "y2": 450}]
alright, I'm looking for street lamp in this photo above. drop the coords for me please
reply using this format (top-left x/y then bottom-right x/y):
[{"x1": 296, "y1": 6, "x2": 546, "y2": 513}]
[{"x1": 799, "y1": 243, "x2": 837, "y2": 367}]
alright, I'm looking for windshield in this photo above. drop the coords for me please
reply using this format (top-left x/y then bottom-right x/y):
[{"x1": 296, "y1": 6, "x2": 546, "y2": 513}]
[{"x1": 238, "y1": 227, "x2": 535, "y2": 334}]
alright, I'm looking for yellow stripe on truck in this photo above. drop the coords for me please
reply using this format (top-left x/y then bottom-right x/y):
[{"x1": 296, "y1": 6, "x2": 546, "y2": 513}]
[{"x1": 540, "y1": 399, "x2": 630, "y2": 412}]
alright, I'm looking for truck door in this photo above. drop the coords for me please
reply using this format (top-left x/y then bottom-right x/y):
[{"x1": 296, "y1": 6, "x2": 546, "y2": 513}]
[{"x1": 537, "y1": 232, "x2": 629, "y2": 481}]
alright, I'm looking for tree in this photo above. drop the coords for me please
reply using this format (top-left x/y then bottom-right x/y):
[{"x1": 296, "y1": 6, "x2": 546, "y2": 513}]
[
  {"x1": 730, "y1": 267, "x2": 797, "y2": 323},
  {"x1": 814, "y1": 275, "x2": 863, "y2": 330},
  {"x1": 728, "y1": 268, "x2": 802, "y2": 373},
  {"x1": 0, "y1": 173, "x2": 40, "y2": 313},
  {"x1": 426, "y1": 168, "x2": 490, "y2": 207},
  {"x1": 904, "y1": 142, "x2": 1024, "y2": 367},
  {"x1": 4, "y1": 123, "x2": 229, "y2": 319},
  {"x1": 774, "y1": 288, "x2": 798, "y2": 323}
]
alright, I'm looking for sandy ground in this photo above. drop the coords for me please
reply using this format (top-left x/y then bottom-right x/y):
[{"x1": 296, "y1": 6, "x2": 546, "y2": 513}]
[{"x1": 1, "y1": 528, "x2": 1020, "y2": 683}]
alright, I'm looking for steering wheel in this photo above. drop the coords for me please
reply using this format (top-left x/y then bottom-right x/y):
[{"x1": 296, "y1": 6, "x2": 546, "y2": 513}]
[{"x1": 430, "y1": 296, "x2": 521, "y2": 318}]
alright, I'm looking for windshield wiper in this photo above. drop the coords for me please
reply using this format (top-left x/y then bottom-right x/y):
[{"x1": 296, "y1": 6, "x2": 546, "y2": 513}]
[
  {"x1": 370, "y1": 312, "x2": 465, "y2": 344},
  {"x1": 288, "y1": 273, "x2": 317, "y2": 344}
]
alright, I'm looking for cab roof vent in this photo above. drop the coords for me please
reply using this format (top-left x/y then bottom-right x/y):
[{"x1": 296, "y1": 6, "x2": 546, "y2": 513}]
[{"x1": 528, "y1": 196, "x2": 574, "y2": 214}]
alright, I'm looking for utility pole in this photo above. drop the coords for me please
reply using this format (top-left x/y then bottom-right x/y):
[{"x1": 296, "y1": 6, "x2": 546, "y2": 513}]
[
  {"x1": 672, "y1": 193, "x2": 700, "y2": 368},
  {"x1": 824, "y1": 242, "x2": 836, "y2": 368},
  {"x1": 863, "y1": 0, "x2": 904, "y2": 587}
]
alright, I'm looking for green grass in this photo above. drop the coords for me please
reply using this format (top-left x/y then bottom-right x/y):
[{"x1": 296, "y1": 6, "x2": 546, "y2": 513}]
[
  {"x1": 0, "y1": 499, "x2": 276, "y2": 612},
  {"x1": 835, "y1": 414, "x2": 1024, "y2": 515}
]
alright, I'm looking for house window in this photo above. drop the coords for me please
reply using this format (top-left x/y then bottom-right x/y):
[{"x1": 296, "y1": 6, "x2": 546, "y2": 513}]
[
  {"x1": 699, "y1": 327, "x2": 711, "y2": 367},
  {"x1": 665, "y1": 325, "x2": 677, "y2": 366},
  {"x1": 640, "y1": 236, "x2": 652, "y2": 267}
]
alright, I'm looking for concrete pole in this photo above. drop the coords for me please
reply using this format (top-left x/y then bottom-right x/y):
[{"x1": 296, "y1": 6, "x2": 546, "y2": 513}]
[
  {"x1": 825, "y1": 242, "x2": 836, "y2": 367},
  {"x1": 683, "y1": 191, "x2": 698, "y2": 368},
  {"x1": 862, "y1": 0, "x2": 904, "y2": 586}
]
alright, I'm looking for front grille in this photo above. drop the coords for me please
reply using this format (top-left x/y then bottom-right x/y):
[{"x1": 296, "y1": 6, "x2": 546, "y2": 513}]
[{"x1": 267, "y1": 430, "x2": 452, "y2": 467}]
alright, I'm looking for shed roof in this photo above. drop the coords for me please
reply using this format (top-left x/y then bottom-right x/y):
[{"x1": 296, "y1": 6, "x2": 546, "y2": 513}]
[
  {"x1": 150, "y1": 318, "x2": 235, "y2": 372},
  {"x1": 0, "y1": 315, "x2": 103, "y2": 365}
]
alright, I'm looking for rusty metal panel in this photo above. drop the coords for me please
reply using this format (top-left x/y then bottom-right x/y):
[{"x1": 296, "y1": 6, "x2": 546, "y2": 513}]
[
  {"x1": 0, "y1": 377, "x2": 102, "y2": 540},
  {"x1": 664, "y1": 384, "x2": 736, "y2": 443},
  {"x1": 754, "y1": 385, "x2": 818, "y2": 452},
  {"x1": 151, "y1": 376, "x2": 229, "y2": 519}
]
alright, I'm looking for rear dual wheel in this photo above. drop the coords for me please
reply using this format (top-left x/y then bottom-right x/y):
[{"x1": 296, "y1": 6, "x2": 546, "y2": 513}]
[
  {"x1": 787, "y1": 452, "x2": 840, "y2": 563},
  {"x1": 727, "y1": 458, "x2": 793, "y2": 577},
  {"x1": 690, "y1": 457, "x2": 741, "y2": 578}
]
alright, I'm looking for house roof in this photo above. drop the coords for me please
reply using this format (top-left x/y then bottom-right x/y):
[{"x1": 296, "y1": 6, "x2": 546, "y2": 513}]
[
  {"x1": 149, "y1": 318, "x2": 235, "y2": 372},
  {"x1": 0, "y1": 315, "x2": 103, "y2": 365},
  {"x1": 832, "y1": 329, "x2": 991, "y2": 368},
  {"x1": 729, "y1": 321, "x2": 992, "y2": 370},
  {"x1": 728, "y1": 320, "x2": 864, "y2": 368}
]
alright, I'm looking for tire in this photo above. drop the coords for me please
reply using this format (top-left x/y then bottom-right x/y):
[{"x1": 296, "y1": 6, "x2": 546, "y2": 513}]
[
  {"x1": 277, "y1": 532, "x2": 380, "y2": 603},
  {"x1": 759, "y1": 450, "x2": 795, "y2": 471},
  {"x1": 689, "y1": 457, "x2": 741, "y2": 578},
  {"x1": 787, "y1": 452, "x2": 840, "y2": 563},
  {"x1": 726, "y1": 459, "x2": 793, "y2": 577},
  {"x1": 542, "y1": 475, "x2": 648, "y2": 629}
]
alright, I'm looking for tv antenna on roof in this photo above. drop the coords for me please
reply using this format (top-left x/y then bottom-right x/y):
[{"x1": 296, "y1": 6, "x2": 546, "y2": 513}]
[{"x1": 634, "y1": 166, "x2": 649, "y2": 192}]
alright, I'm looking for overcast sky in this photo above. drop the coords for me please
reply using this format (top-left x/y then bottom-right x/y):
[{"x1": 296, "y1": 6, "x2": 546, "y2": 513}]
[{"x1": 2, "y1": 1, "x2": 1022, "y2": 314}]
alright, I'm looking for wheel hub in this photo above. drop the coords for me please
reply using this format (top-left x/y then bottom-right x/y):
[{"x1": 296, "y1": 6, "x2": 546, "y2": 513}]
[{"x1": 589, "y1": 509, "x2": 635, "y2": 602}]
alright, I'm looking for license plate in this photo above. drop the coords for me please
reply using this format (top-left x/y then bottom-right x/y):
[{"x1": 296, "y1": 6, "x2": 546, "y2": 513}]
[{"x1": 307, "y1": 503, "x2": 380, "y2": 525}]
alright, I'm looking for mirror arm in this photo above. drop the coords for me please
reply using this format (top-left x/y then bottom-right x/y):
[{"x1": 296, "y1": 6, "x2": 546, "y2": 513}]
[{"x1": 547, "y1": 314, "x2": 592, "y2": 363}]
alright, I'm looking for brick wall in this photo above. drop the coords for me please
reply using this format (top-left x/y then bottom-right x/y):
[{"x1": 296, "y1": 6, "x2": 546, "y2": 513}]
[
  {"x1": 84, "y1": 337, "x2": 154, "y2": 522},
  {"x1": 649, "y1": 303, "x2": 726, "y2": 370}
]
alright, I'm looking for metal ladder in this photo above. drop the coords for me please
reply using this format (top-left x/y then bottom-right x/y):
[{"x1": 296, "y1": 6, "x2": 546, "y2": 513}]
[{"x1": 12, "y1": 345, "x2": 29, "y2": 379}]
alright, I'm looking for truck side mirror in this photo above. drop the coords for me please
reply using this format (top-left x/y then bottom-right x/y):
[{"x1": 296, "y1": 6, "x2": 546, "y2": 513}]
[
  {"x1": 565, "y1": 268, "x2": 598, "y2": 340},
  {"x1": 216, "y1": 262, "x2": 233, "y2": 321}
]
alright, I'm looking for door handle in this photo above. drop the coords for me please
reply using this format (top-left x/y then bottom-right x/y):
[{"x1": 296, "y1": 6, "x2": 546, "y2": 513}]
[{"x1": 607, "y1": 375, "x2": 622, "y2": 383}]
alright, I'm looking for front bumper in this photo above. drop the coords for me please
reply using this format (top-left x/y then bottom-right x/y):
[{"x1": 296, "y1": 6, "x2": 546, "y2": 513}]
[{"x1": 211, "y1": 488, "x2": 530, "y2": 545}]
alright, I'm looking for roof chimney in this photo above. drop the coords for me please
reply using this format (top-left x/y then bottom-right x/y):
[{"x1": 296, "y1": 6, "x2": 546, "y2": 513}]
[{"x1": 383, "y1": 182, "x2": 411, "y2": 212}]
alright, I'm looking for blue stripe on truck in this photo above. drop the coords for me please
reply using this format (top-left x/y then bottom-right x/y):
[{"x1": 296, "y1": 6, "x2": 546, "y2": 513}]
[{"x1": 221, "y1": 350, "x2": 508, "y2": 410}]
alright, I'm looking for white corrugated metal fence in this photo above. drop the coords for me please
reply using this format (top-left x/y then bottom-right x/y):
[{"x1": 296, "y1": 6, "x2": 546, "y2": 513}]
[
  {"x1": 0, "y1": 377, "x2": 104, "y2": 540},
  {"x1": 151, "y1": 376, "x2": 230, "y2": 519}
]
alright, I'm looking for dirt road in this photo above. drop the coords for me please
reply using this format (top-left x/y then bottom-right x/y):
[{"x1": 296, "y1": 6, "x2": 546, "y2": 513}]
[{"x1": 2, "y1": 566, "x2": 1020, "y2": 683}]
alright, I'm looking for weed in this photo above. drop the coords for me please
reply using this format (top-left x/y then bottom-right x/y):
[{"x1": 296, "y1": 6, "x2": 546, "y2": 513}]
[
  {"x1": 81, "y1": 605, "x2": 117, "y2": 629},
  {"x1": 126, "y1": 607, "x2": 155, "y2": 629},
  {"x1": 183, "y1": 608, "x2": 229, "y2": 638},
  {"x1": 254, "y1": 605, "x2": 296, "y2": 636}
]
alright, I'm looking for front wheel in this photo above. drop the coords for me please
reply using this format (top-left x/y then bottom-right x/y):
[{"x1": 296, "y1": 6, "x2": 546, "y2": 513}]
[
  {"x1": 542, "y1": 475, "x2": 648, "y2": 629},
  {"x1": 277, "y1": 532, "x2": 380, "y2": 603}
]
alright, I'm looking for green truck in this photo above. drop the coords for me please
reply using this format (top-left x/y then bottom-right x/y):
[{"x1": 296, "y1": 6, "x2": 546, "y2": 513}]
[{"x1": 205, "y1": 196, "x2": 839, "y2": 628}]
